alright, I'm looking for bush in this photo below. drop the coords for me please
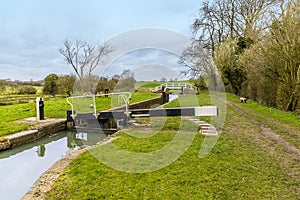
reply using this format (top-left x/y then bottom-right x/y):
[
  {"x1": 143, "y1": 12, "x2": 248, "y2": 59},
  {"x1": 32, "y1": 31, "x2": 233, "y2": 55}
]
[{"x1": 18, "y1": 85, "x2": 37, "y2": 94}]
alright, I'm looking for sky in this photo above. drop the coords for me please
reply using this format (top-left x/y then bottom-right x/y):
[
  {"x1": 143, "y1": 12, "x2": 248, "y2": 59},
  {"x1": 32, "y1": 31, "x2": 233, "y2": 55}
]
[{"x1": 0, "y1": 0, "x2": 202, "y2": 81}]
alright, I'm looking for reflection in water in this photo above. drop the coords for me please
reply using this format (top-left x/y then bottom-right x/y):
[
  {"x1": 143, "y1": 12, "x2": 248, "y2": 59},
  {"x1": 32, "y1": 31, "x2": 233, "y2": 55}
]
[
  {"x1": 0, "y1": 130, "x2": 109, "y2": 200},
  {"x1": 67, "y1": 131, "x2": 108, "y2": 148},
  {"x1": 36, "y1": 145, "x2": 46, "y2": 157},
  {"x1": 168, "y1": 94, "x2": 178, "y2": 102}
]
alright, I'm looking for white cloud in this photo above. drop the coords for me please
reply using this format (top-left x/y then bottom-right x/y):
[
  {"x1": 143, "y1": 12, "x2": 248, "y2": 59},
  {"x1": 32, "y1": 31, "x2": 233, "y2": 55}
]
[
  {"x1": 0, "y1": 0, "x2": 201, "y2": 80},
  {"x1": 100, "y1": 48, "x2": 186, "y2": 81}
]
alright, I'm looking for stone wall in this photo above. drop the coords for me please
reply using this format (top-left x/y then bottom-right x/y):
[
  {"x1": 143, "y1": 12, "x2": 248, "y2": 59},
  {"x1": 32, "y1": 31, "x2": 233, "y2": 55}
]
[
  {"x1": 0, "y1": 119, "x2": 66, "y2": 151},
  {"x1": 0, "y1": 138, "x2": 11, "y2": 150},
  {"x1": 129, "y1": 97, "x2": 162, "y2": 109},
  {"x1": 113, "y1": 97, "x2": 162, "y2": 111}
]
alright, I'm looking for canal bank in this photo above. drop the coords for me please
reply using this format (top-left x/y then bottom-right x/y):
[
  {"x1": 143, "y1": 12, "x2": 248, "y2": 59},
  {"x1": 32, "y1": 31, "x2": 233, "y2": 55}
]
[
  {"x1": 0, "y1": 118, "x2": 67, "y2": 151},
  {"x1": 22, "y1": 94, "x2": 179, "y2": 199},
  {"x1": 22, "y1": 133, "x2": 119, "y2": 200},
  {"x1": 0, "y1": 130, "x2": 93, "y2": 200},
  {"x1": 0, "y1": 94, "x2": 172, "y2": 199},
  {"x1": 0, "y1": 93, "x2": 169, "y2": 152}
]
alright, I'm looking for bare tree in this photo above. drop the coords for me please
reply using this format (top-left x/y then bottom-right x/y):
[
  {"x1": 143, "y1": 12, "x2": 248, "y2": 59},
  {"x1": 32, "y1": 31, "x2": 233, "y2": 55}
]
[
  {"x1": 192, "y1": 0, "x2": 279, "y2": 56},
  {"x1": 192, "y1": 0, "x2": 244, "y2": 58},
  {"x1": 181, "y1": 0, "x2": 281, "y2": 93},
  {"x1": 59, "y1": 39, "x2": 113, "y2": 81},
  {"x1": 179, "y1": 42, "x2": 219, "y2": 90},
  {"x1": 235, "y1": 0, "x2": 280, "y2": 39}
]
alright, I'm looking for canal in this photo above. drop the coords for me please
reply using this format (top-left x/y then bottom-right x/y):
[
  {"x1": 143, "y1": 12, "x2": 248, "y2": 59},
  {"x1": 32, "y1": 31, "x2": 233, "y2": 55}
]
[
  {"x1": 0, "y1": 130, "x2": 107, "y2": 200},
  {"x1": 0, "y1": 94, "x2": 179, "y2": 199}
]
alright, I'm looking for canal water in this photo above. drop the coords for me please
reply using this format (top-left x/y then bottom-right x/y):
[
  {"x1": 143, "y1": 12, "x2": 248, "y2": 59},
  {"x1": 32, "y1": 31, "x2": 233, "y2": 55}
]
[
  {"x1": 168, "y1": 94, "x2": 178, "y2": 102},
  {"x1": 0, "y1": 130, "x2": 107, "y2": 200}
]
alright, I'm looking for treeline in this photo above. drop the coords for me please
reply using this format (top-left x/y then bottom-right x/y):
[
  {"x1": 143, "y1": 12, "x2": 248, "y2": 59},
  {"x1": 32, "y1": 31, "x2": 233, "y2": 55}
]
[
  {"x1": 182, "y1": 0, "x2": 299, "y2": 111},
  {"x1": 42, "y1": 70, "x2": 136, "y2": 97},
  {"x1": 0, "y1": 69, "x2": 136, "y2": 97},
  {"x1": 0, "y1": 79, "x2": 42, "y2": 95}
]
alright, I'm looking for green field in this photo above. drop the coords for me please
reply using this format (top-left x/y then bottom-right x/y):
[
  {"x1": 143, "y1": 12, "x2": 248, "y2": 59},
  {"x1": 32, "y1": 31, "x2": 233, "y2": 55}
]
[
  {"x1": 135, "y1": 81, "x2": 163, "y2": 88},
  {"x1": 46, "y1": 92, "x2": 300, "y2": 199}
]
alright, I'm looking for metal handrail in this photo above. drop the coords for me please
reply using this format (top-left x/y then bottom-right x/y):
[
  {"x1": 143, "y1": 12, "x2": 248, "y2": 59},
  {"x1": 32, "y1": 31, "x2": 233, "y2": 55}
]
[
  {"x1": 66, "y1": 92, "x2": 132, "y2": 119},
  {"x1": 154, "y1": 82, "x2": 194, "y2": 92}
]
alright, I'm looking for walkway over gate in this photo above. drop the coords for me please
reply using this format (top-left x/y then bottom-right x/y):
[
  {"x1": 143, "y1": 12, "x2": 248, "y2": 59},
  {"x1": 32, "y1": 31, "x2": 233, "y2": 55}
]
[{"x1": 154, "y1": 82, "x2": 194, "y2": 93}]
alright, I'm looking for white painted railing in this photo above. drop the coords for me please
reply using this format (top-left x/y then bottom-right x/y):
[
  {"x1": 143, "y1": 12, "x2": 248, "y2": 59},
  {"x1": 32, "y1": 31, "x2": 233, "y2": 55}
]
[
  {"x1": 154, "y1": 82, "x2": 194, "y2": 92},
  {"x1": 66, "y1": 92, "x2": 132, "y2": 119}
]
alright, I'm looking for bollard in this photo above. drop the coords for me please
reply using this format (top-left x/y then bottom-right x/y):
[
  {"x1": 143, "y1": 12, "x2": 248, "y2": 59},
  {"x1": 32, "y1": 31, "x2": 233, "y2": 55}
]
[
  {"x1": 104, "y1": 89, "x2": 109, "y2": 98},
  {"x1": 161, "y1": 87, "x2": 169, "y2": 104},
  {"x1": 161, "y1": 86, "x2": 166, "y2": 104},
  {"x1": 36, "y1": 97, "x2": 44, "y2": 121},
  {"x1": 67, "y1": 110, "x2": 75, "y2": 129}
]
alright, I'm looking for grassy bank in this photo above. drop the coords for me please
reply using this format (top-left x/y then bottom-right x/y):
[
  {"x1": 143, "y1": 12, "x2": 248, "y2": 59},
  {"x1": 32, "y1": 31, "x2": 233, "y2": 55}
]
[
  {"x1": 46, "y1": 92, "x2": 300, "y2": 199},
  {"x1": 226, "y1": 93, "x2": 300, "y2": 149}
]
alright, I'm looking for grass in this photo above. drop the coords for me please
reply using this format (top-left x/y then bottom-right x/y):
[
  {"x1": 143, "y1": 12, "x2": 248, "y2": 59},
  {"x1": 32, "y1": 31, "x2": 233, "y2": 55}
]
[
  {"x1": 0, "y1": 98, "x2": 71, "y2": 137},
  {"x1": 165, "y1": 91, "x2": 212, "y2": 108},
  {"x1": 46, "y1": 103, "x2": 300, "y2": 199},
  {"x1": 131, "y1": 90, "x2": 160, "y2": 103},
  {"x1": 226, "y1": 93, "x2": 300, "y2": 148},
  {"x1": 45, "y1": 91, "x2": 300, "y2": 199},
  {"x1": 69, "y1": 91, "x2": 159, "y2": 113},
  {"x1": 135, "y1": 82, "x2": 163, "y2": 88},
  {"x1": 226, "y1": 93, "x2": 299, "y2": 127},
  {"x1": 164, "y1": 91, "x2": 225, "y2": 125},
  {"x1": 0, "y1": 103, "x2": 36, "y2": 136},
  {"x1": 0, "y1": 91, "x2": 159, "y2": 137}
]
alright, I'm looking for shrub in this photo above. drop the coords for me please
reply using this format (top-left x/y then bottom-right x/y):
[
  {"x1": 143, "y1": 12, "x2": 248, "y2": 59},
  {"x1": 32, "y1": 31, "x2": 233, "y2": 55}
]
[{"x1": 18, "y1": 85, "x2": 37, "y2": 94}]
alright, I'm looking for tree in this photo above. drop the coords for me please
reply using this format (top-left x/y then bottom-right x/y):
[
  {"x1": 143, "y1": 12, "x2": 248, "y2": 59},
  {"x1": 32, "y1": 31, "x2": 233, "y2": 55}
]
[
  {"x1": 95, "y1": 77, "x2": 119, "y2": 94},
  {"x1": 43, "y1": 74, "x2": 59, "y2": 97},
  {"x1": 213, "y1": 38, "x2": 250, "y2": 94},
  {"x1": 239, "y1": 0, "x2": 300, "y2": 111},
  {"x1": 57, "y1": 75, "x2": 76, "y2": 96},
  {"x1": 96, "y1": 77, "x2": 109, "y2": 94},
  {"x1": 192, "y1": 0, "x2": 279, "y2": 54},
  {"x1": 194, "y1": 76, "x2": 208, "y2": 91},
  {"x1": 160, "y1": 77, "x2": 166, "y2": 83},
  {"x1": 59, "y1": 39, "x2": 113, "y2": 81},
  {"x1": 179, "y1": 43, "x2": 219, "y2": 90},
  {"x1": 18, "y1": 85, "x2": 37, "y2": 94},
  {"x1": 114, "y1": 70, "x2": 136, "y2": 92},
  {"x1": 0, "y1": 80, "x2": 6, "y2": 94},
  {"x1": 181, "y1": 0, "x2": 281, "y2": 94},
  {"x1": 108, "y1": 78, "x2": 119, "y2": 91}
]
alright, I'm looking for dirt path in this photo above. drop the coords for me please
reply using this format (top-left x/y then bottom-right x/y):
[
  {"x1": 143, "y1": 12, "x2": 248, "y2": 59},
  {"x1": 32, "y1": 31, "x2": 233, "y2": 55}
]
[
  {"x1": 22, "y1": 134, "x2": 119, "y2": 200},
  {"x1": 222, "y1": 100, "x2": 300, "y2": 195},
  {"x1": 218, "y1": 96, "x2": 300, "y2": 159}
]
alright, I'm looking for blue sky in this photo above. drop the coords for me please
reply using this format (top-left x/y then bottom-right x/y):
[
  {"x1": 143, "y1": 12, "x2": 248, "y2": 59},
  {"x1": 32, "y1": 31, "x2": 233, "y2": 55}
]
[{"x1": 0, "y1": 0, "x2": 202, "y2": 81}]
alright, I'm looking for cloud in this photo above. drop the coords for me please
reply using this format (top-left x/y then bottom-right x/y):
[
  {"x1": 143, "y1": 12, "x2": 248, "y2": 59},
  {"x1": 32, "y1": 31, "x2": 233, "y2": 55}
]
[
  {"x1": 101, "y1": 48, "x2": 186, "y2": 81},
  {"x1": 0, "y1": 0, "x2": 200, "y2": 80}
]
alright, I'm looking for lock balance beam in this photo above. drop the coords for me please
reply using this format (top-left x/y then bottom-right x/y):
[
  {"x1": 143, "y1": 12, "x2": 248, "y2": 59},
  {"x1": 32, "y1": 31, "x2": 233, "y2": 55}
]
[{"x1": 129, "y1": 106, "x2": 218, "y2": 118}]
